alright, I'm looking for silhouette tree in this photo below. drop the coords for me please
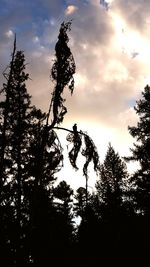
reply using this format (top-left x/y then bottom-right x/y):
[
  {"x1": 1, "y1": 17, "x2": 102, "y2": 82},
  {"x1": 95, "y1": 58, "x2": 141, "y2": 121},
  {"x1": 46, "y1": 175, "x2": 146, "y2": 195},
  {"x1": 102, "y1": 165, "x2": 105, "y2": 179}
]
[
  {"x1": 123, "y1": 84, "x2": 150, "y2": 265},
  {"x1": 47, "y1": 21, "x2": 100, "y2": 203},
  {"x1": 0, "y1": 41, "x2": 32, "y2": 265},
  {"x1": 0, "y1": 39, "x2": 47, "y2": 266},
  {"x1": 33, "y1": 21, "x2": 100, "y2": 206},
  {"x1": 96, "y1": 143, "x2": 127, "y2": 209},
  {"x1": 0, "y1": 37, "x2": 18, "y2": 266},
  {"x1": 126, "y1": 85, "x2": 150, "y2": 216},
  {"x1": 94, "y1": 143, "x2": 129, "y2": 263}
]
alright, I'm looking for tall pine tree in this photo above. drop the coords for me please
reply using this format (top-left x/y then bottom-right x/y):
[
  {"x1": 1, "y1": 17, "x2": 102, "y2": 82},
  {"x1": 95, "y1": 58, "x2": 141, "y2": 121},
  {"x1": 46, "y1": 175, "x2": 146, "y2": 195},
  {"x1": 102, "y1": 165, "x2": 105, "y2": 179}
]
[
  {"x1": 127, "y1": 85, "x2": 150, "y2": 216},
  {"x1": 124, "y1": 85, "x2": 150, "y2": 265},
  {"x1": 96, "y1": 143, "x2": 128, "y2": 215},
  {"x1": 0, "y1": 39, "x2": 46, "y2": 266}
]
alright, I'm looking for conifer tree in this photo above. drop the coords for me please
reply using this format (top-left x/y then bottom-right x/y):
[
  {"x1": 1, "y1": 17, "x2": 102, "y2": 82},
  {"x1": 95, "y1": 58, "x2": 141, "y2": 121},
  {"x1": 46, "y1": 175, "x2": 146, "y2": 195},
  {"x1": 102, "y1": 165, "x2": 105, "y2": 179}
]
[
  {"x1": 96, "y1": 143, "x2": 128, "y2": 222},
  {"x1": 0, "y1": 39, "x2": 18, "y2": 265},
  {"x1": 0, "y1": 39, "x2": 46, "y2": 266},
  {"x1": 127, "y1": 85, "x2": 150, "y2": 216},
  {"x1": 93, "y1": 144, "x2": 129, "y2": 264},
  {"x1": 0, "y1": 42, "x2": 31, "y2": 265}
]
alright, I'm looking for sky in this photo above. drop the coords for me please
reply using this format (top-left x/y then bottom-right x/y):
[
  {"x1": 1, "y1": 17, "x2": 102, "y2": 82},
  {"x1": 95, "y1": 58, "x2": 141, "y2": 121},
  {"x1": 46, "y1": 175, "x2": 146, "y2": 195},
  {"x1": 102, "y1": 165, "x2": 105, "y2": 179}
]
[{"x1": 0, "y1": 0, "x2": 150, "y2": 190}]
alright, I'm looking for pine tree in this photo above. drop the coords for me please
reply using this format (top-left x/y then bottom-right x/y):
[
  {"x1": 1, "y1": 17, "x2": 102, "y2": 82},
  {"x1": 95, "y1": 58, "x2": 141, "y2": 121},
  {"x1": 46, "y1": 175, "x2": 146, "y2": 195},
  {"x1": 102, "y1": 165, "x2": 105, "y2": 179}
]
[
  {"x1": 0, "y1": 39, "x2": 46, "y2": 266},
  {"x1": 94, "y1": 144, "x2": 129, "y2": 264},
  {"x1": 96, "y1": 144, "x2": 128, "y2": 243},
  {"x1": 96, "y1": 143, "x2": 128, "y2": 214},
  {"x1": 127, "y1": 85, "x2": 150, "y2": 216},
  {"x1": 123, "y1": 85, "x2": 150, "y2": 266},
  {"x1": 0, "y1": 38, "x2": 18, "y2": 266},
  {"x1": 0, "y1": 42, "x2": 30, "y2": 265}
]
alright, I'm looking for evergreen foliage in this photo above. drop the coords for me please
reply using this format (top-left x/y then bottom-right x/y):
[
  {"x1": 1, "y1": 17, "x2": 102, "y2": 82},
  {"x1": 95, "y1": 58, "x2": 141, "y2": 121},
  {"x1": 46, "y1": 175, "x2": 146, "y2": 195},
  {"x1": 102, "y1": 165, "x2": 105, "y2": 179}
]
[
  {"x1": 96, "y1": 143, "x2": 127, "y2": 210},
  {"x1": 126, "y1": 85, "x2": 150, "y2": 216}
]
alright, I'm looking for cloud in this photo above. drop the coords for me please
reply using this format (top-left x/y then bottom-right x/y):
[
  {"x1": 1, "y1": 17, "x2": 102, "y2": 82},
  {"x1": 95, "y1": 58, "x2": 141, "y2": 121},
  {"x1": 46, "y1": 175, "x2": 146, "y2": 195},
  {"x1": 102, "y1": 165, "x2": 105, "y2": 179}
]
[
  {"x1": 0, "y1": 0, "x2": 149, "y2": 170},
  {"x1": 5, "y1": 29, "x2": 14, "y2": 38},
  {"x1": 65, "y1": 5, "x2": 78, "y2": 15},
  {"x1": 112, "y1": 0, "x2": 150, "y2": 34},
  {"x1": 0, "y1": 1, "x2": 144, "y2": 123}
]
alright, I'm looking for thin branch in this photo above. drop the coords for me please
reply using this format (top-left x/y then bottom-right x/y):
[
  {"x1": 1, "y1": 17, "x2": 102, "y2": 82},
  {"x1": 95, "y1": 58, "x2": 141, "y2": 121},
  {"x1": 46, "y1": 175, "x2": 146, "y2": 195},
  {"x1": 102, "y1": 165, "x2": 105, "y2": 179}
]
[{"x1": 46, "y1": 91, "x2": 54, "y2": 126}]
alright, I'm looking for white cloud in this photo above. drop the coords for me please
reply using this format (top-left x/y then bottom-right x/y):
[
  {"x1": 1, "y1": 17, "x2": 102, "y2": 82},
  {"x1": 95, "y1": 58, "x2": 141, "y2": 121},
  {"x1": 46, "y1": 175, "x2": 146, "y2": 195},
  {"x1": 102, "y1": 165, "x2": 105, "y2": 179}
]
[
  {"x1": 32, "y1": 36, "x2": 39, "y2": 43},
  {"x1": 5, "y1": 29, "x2": 14, "y2": 38},
  {"x1": 65, "y1": 5, "x2": 78, "y2": 15}
]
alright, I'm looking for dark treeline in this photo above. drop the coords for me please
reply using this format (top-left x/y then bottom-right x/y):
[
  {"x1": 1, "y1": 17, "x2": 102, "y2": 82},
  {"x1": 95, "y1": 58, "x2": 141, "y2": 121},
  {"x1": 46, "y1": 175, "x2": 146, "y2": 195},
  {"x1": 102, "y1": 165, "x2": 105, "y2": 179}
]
[{"x1": 0, "y1": 22, "x2": 150, "y2": 266}]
